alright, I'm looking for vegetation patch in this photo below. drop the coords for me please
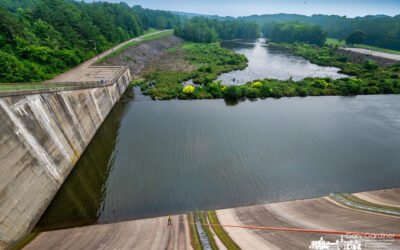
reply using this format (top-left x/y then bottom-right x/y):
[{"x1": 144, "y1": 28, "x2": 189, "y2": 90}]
[
  {"x1": 198, "y1": 211, "x2": 219, "y2": 250},
  {"x1": 141, "y1": 42, "x2": 247, "y2": 100},
  {"x1": 141, "y1": 38, "x2": 399, "y2": 101},
  {"x1": 207, "y1": 211, "x2": 241, "y2": 250}
]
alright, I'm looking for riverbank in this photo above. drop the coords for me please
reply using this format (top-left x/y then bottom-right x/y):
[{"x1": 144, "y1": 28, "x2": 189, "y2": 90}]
[
  {"x1": 132, "y1": 39, "x2": 400, "y2": 101},
  {"x1": 23, "y1": 188, "x2": 400, "y2": 249},
  {"x1": 138, "y1": 42, "x2": 248, "y2": 100}
]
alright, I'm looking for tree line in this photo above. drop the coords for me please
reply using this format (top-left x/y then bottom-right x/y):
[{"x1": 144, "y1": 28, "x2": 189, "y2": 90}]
[
  {"x1": 266, "y1": 22, "x2": 327, "y2": 46},
  {"x1": 244, "y1": 14, "x2": 400, "y2": 50},
  {"x1": 0, "y1": 0, "x2": 180, "y2": 83},
  {"x1": 174, "y1": 17, "x2": 260, "y2": 43}
]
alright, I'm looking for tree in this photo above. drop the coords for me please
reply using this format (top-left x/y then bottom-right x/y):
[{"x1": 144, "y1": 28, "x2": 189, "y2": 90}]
[
  {"x1": 175, "y1": 17, "x2": 260, "y2": 43},
  {"x1": 345, "y1": 30, "x2": 366, "y2": 45},
  {"x1": 269, "y1": 22, "x2": 327, "y2": 46}
]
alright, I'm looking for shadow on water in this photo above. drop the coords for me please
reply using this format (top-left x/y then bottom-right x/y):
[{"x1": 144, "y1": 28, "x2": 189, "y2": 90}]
[{"x1": 35, "y1": 103, "x2": 129, "y2": 231}]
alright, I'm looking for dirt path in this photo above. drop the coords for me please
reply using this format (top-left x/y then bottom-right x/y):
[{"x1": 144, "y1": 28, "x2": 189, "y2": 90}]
[
  {"x1": 24, "y1": 215, "x2": 192, "y2": 250},
  {"x1": 343, "y1": 47, "x2": 400, "y2": 61},
  {"x1": 48, "y1": 30, "x2": 171, "y2": 83}
]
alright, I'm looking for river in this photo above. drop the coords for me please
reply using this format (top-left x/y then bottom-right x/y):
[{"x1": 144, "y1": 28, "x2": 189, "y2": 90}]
[
  {"x1": 36, "y1": 40, "x2": 400, "y2": 231},
  {"x1": 216, "y1": 38, "x2": 348, "y2": 84}
]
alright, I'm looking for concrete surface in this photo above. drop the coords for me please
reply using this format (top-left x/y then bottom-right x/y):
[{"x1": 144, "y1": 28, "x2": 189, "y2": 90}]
[
  {"x1": 23, "y1": 188, "x2": 400, "y2": 250},
  {"x1": 24, "y1": 215, "x2": 192, "y2": 250},
  {"x1": 216, "y1": 189, "x2": 400, "y2": 249},
  {"x1": 0, "y1": 31, "x2": 172, "y2": 249},
  {"x1": 0, "y1": 69, "x2": 130, "y2": 249},
  {"x1": 353, "y1": 188, "x2": 400, "y2": 208},
  {"x1": 343, "y1": 47, "x2": 400, "y2": 61}
]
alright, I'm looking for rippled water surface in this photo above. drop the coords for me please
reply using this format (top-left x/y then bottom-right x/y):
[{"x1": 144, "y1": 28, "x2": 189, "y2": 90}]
[
  {"x1": 37, "y1": 95, "x2": 400, "y2": 230},
  {"x1": 216, "y1": 38, "x2": 348, "y2": 84}
]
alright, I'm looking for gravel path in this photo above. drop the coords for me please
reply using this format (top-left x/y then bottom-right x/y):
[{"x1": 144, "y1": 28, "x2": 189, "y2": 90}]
[{"x1": 343, "y1": 47, "x2": 400, "y2": 61}]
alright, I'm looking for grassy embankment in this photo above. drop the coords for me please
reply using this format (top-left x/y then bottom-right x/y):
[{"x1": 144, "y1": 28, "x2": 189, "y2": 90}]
[
  {"x1": 96, "y1": 29, "x2": 173, "y2": 64},
  {"x1": 198, "y1": 211, "x2": 219, "y2": 250},
  {"x1": 187, "y1": 211, "x2": 240, "y2": 250},
  {"x1": 326, "y1": 38, "x2": 400, "y2": 55},
  {"x1": 139, "y1": 40, "x2": 400, "y2": 100},
  {"x1": 207, "y1": 211, "x2": 241, "y2": 250},
  {"x1": 331, "y1": 193, "x2": 400, "y2": 217}
]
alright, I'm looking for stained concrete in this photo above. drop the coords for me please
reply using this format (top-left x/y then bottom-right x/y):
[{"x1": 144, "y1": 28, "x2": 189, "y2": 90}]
[
  {"x1": 0, "y1": 69, "x2": 130, "y2": 249},
  {"x1": 23, "y1": 215, "x2": 192, "y2": 250},
  {"x1": 216, "y1": 190, "x2": 400, "y2": 249}
]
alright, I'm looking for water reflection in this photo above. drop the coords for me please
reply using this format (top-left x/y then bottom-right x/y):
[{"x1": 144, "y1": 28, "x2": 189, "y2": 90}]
[
  {"x1": 36, "y1": 103, "x2": 129, "y2": 231},
  {"x1": 217, "y1": 38, "x2": 348, "y2": 84}
]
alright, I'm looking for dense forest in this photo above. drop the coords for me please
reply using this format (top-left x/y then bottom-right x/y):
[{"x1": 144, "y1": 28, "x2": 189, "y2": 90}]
[
  {"x1": 174, "y1": 17, "x2": 260, "y2": 43},
  {"x1": 242, "y1": 14, "x2": 400, "y2": 50},
  {"x1": 268, "y1": 22, "x2": 327, "y2": 46},
  {"x1": 176, "y1": 12, "x2": 400, "y2": 50},
  {"x1": 0, "y1": 0, "x2": 179, "y2": 82}
]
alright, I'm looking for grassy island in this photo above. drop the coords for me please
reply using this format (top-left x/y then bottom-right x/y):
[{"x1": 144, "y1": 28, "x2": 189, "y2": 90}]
[{"x1": 139, "y1": 40, "x2": 400, "y2": 101}]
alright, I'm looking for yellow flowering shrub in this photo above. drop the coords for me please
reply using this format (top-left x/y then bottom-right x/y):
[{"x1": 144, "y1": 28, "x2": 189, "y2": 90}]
[
  {"x1": 183, "y1": 85, "x2": 195, "y2": 94},
  {"x1": 251, "y1": 81, "x2": 263, "y2": 88}
]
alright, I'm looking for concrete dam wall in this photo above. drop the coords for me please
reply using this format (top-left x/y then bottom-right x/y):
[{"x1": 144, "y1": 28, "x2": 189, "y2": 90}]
[{"x1": 0, "y1": 68, "x2": 131, "y2": 249}]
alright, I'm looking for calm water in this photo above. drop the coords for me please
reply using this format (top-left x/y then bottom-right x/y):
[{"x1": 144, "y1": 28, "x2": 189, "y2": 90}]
[
  {"x1": 37, "y1": 95, "x2": 400, "y2": 230},
  {"x1": 216, "y1": 38, "x2": 348, "y2": 84}
]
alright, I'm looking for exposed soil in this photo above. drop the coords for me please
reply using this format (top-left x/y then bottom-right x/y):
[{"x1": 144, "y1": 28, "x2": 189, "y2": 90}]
[
  {"x1": 98, "y1": 35, "x2": 185, "y2": 76},
  {"x1": 140, "y1": 49, "x2": 197, "y2": 76}
]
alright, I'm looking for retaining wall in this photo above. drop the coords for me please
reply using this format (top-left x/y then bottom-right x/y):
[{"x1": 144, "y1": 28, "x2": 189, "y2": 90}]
[{"x1": 0, "y1": 68, "x2": 131, "y2": 249}]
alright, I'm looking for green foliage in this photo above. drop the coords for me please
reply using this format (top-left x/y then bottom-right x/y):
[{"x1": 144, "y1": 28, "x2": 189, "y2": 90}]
[
  {"x1": 188, "y1": 213, "x2": 203, "y2": 250},
  {"x1": 346, "y1": 30, "x2": 366, "y2": 45},
  {"x1": 0, "y1": 0, "x2": 179, "y2": 83},
  {"x1": 363, "y1": 61, "x2": 378, "y2": 70},
  {"x1": 198, "y1": 211, "x2": 218, "y2": 250},
  {"x1": 224, "y1": 85, "x2": 243, "y2": 99},
  {"x1": 207, "y1": 211, "x2": 241, "y2": 250},
  {"x1": 267, "y1": 22, "x2": 327, "y2": 46},
  {"x1": 175, "y1": 17, "x2": 260, "y2": 43},
  {"x1": 144, "y1": 40, "x2": 400, "y2": 101},
  {"x1": 144, "y1": 43, "x2": 247, "y2": 100},
  {"x1": 237, "y1": 13, "x2": 400, "y2": 51},
  {"x1": 311, "y1": 79, "x2": 328, "y2": 88}
]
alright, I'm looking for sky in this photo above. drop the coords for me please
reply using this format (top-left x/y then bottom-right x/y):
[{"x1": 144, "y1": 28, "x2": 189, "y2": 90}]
[{"x1": 86, "y1": 0, "x2": 400, "y2": 17}]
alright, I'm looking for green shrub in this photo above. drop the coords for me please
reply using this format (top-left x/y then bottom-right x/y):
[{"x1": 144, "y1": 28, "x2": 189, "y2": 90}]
[{"x1": 224, "y1": 85, "x2": 242, "y2": 99}]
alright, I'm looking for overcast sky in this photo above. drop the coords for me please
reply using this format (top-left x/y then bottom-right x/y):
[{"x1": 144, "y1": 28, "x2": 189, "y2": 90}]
[{"x1": 84, "y1": 0, "x2": 400, "y2": 17}]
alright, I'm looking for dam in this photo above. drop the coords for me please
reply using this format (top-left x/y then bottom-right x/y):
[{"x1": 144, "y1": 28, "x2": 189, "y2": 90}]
[{"x1": 0, "y1": 65, "x2": 130, "y2": 248}]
